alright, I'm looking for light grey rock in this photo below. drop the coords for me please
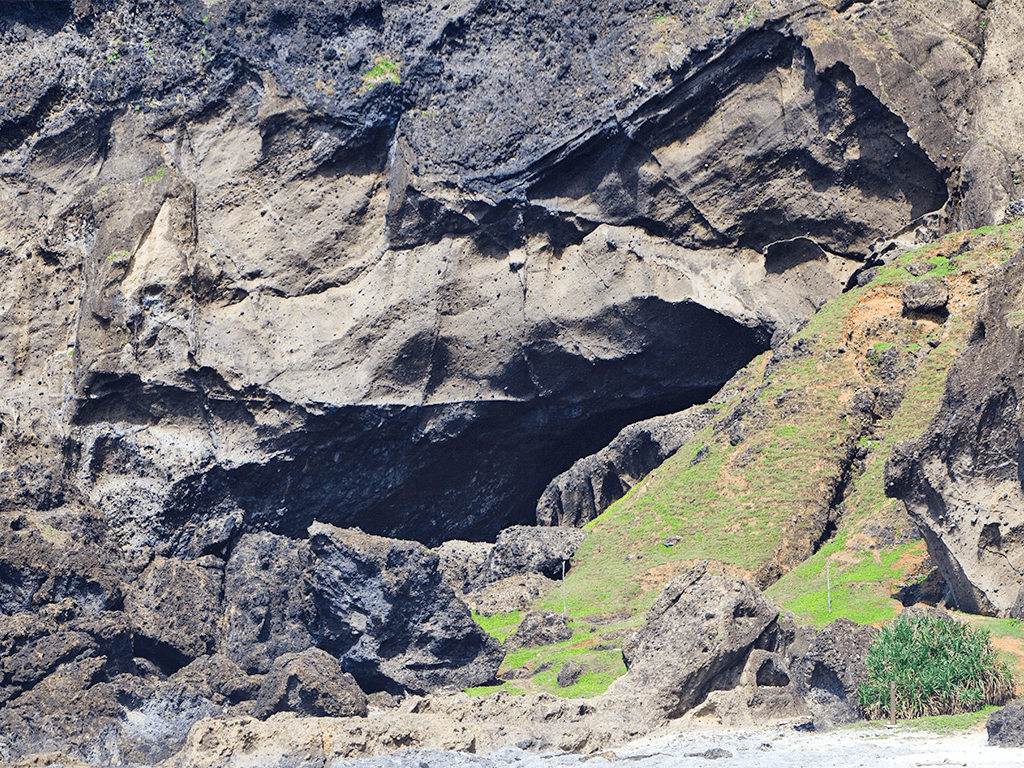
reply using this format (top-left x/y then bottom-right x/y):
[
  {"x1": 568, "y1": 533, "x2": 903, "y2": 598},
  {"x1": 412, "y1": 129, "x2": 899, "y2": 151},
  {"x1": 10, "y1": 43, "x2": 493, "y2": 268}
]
[
  {"x1": 901, "y1": 278, "x2": 949, "y2": 313},
  {"x1": 611, "y1": 562, "x2": 779, "y2": 720}
]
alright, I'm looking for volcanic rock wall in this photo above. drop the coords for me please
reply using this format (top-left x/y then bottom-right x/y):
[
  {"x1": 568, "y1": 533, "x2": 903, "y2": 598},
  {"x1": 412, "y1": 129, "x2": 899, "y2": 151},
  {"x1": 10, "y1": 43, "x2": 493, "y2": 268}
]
[
  {"x1": 887, "y1": 247, "x2": 1024, "y2": 617},
  {"x1": 0, "y1": 0, "x2": 991, "y2": 556}
]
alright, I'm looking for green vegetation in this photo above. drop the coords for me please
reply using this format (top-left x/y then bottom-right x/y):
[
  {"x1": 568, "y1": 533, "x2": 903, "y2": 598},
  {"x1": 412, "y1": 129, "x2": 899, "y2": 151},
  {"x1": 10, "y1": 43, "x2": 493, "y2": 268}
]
[
  {"x1": 143, "y1": 168, "x2": 167, "y2": 182},
  {"x1": 769, "y1": 540, "x2": 924, "y2": 628},
  {"x1": 107, "y1": 250, "x2": 130, "y2": 261},
  {"x1": 472, "y1": 610, "x2": 522, "y2": 643},
  {"x1": 361, "y1": 58, "x2": 400, "y2": 92},
  {"x1": 468, "y1": 619, "x2": 627, "y2": 698},
  {"x1": 858, "y1": 614, "x2": 1014, "y2": 719},
  {"x1": 468, "y1": 221, "x2": 1024, "y2": 703},
  {"x1": 852, "y1": 705, "x2": 1001, "y2": 733}
]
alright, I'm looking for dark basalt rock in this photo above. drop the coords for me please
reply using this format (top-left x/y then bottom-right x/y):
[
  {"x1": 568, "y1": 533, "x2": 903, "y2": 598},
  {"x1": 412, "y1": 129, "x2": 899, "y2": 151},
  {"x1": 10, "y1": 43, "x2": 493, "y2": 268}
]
[
  {"x1": 306, "y1": 522, "x2": 504, "y2": 694},
  {"x1": 124, "y1": 556, "x2": 224, "y2": 674},
  {"x1": 221, "y1": 532, "x2": 316, "y2": 675},
  {"x1": 988, "y1": 699, "x2": 1024, "y2": 747},
  {"x1": 251, "y1": 648, "x2": 368, "y2": 719},
  {"x1": 556, "y1": 660, "x2": 584, "y2": 688}
]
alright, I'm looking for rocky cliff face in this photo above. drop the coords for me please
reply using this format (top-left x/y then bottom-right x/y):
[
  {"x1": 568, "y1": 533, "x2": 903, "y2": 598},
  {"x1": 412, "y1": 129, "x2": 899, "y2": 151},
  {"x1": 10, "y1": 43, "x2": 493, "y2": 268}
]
[
  {"x1": 2, "y1": 0, "x2": 1024, "y2": 762},
  {"x1": 887, "y1": 247, "x2": 1024, "y2": 617},
  {"x1": 4, "y1": 0, "x2": 1007, "y2": 555}
]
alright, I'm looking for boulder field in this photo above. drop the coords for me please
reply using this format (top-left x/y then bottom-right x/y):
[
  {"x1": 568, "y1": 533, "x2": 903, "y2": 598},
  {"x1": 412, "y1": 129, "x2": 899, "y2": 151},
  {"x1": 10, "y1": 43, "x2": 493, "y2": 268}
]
[{"x1": 2, "y1": 0, "x2": 1024, "y2": 764}]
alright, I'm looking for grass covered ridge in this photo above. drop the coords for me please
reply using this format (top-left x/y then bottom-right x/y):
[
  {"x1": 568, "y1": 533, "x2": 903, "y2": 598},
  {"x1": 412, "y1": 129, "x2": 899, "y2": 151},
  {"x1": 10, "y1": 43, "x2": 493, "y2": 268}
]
[{"x1": 470, "y1": 221, "x2": 1024, "y2": 699}]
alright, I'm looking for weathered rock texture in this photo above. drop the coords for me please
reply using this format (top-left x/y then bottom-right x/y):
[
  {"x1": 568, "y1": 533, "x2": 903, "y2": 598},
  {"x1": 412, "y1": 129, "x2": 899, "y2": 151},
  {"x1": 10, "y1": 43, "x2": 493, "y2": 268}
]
[
  {"x1": 2, "y1": 0, "x2": 1024, "y2": 762},
  {"x1": 791, "y1": 618, "x2": 877, "y2": 730},
  {"x1": 887, "y1": 249, "x2": 1024, "y2": 616},
  {"x1": 6, "y1": 0, "x2": 1014, "y2": 558},
  {"x1": 612, "y1": 561, "x2": 780, "y2": 719},
  {"x1": 474, "y1": 525, "x2": 585, "y2": 586},
  {"x1": 988, "y1": 698, "x2": 1024, "y2": 747},
  {"x1": 307, "y1": 522, "x2": 504, "y2": 694},
  {"x1": 0, "y1": 514, "x2": 501, "y2": 765}
]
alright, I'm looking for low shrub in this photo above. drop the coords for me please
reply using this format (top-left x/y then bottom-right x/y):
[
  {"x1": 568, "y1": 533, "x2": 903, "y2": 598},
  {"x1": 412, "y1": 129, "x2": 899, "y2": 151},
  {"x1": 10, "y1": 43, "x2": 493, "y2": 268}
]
[{"x1": 858, "y1": 614, "x2": 1015, "y2": 719}]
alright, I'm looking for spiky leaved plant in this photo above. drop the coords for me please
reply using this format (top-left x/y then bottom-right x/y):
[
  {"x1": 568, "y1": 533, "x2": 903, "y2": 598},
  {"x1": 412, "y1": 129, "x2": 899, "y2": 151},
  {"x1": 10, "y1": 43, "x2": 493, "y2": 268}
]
[{"x1": 858, "y1": 613, "x2": 1015, "y2": 719}]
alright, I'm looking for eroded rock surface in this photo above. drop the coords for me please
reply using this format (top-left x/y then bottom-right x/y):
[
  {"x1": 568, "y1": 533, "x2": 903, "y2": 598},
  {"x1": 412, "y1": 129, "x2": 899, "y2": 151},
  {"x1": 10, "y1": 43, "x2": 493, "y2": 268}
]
[
  {"x1": 612, "y1": 561, "x2": 779, "y2": 720},
  {"x1": 3, "y1": 0, "x2": 1002, "y2": 557},
  {"x1": 307, "y1": 522, "x2": 504, "y2": 694},
  {"x1": 791, "y1": 618, "x2": 877, "y2": 730},
  {"x1": 887, "y1": 249, "x2": 1024, "y2": 616}
]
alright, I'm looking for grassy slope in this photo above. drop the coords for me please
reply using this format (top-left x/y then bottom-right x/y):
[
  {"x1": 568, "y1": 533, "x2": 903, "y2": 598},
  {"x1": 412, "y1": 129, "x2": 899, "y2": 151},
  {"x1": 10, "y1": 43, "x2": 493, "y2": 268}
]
[{"x1": 471, "y1": 221, "x2": 1024, "y2": 697}]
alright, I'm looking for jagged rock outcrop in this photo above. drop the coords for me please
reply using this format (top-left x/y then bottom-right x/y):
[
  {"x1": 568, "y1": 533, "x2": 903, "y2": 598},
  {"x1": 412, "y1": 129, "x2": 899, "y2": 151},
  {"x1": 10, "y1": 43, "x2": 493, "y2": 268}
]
[
  {"x1": 988, "y1": 699, "x2": 1024, "y2": 747},
  {"x1": 307, "y1": 522, "x2": 504, "y2": 694},
  {"x1": 887, "y1": 249, "x2": 1024, "y2": 616},
  {"x1": 0, "y1": 513, "x2": 506, "y2": 764},
  {"x1": 536, "y1": 407, "x2": 717, "y2": 527},
  {"x1": 2, "y1": 0, "x2": 1024, "y2": 762}
]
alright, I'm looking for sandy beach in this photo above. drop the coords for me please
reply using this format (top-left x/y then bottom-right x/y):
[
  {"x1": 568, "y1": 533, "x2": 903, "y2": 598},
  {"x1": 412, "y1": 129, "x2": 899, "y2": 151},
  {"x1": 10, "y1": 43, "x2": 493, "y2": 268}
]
[{"x1": 333, "y1": 724, "x2": 1024, "y2": 768}]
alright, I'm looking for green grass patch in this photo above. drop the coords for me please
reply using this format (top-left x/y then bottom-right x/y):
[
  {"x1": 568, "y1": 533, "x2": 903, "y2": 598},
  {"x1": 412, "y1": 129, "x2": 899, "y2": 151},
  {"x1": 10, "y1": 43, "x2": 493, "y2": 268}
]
[
  {"x1": 467, "y1": 621, "x2": 628, "y2": 699},
  {"x1": 767, "y1": 541, "x2": 921, "y2": 627},
  {"x1": 361, "y1": 57, "x2": 400, "y2": 91},
  {"x1": 850, "y1": 705, "x2": 1000, "y2": 733},
  {"x1": 472, "y1": 610, "x2": 522, "y2": 643}
]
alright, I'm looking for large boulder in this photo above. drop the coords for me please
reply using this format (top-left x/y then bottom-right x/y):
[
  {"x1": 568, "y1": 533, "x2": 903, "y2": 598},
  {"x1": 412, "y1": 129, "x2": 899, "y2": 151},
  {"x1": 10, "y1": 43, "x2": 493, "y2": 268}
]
[
  {"x1": 251, "y1": 648, "x2": 368, "y2": 719},
  {"x1": 306, "y1": 522, "x2": 503, "y2": 694},
  {"x1": 887, "y1": 250, "x2": 1024, "y2": 616},
  {"x1": 901, "y1": 278, "x2": 949, "y2": 314},
  {"x1": 988, "y1": 699, "x2": 1024, "y2": 747},
  {"x1": 611, "y1": 562, "x2": 779, "y2": 720},
  {"x1": 475, "y1": 526, "x2": 586, "y2": 586},
  {"x1": 791, "y1": 617, "x2": 877, "y2": 729}
]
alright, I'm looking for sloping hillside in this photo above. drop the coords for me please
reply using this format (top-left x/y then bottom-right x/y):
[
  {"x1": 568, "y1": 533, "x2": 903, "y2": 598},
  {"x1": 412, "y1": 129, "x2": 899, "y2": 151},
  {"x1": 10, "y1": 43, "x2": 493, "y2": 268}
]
[{"x1": 472, "y1": 220, "x2": 1024, "y2": 695}]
